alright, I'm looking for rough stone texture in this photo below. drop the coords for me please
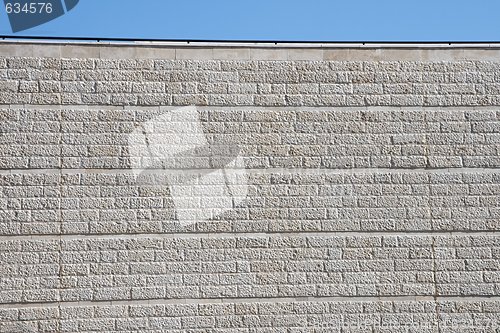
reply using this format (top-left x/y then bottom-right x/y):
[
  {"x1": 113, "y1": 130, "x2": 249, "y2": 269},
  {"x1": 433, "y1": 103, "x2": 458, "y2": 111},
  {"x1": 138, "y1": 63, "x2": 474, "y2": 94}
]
[
  {"x1": 0, "y1": 43, "x2": 499, "y2": 332},
  {"x1": 0, "y1": 170, "x2": 499, "y2": 235},
  {"x1": 0, "y1": 300, "x2": 499, "y2": 332},
  {"x1": 2, "y1": 55, "x2": 500, "y2": 107},
  {"x1": 0, "y1": 106, "x2": 498, "y2": 169},
  {"x1": 0, "y1": 234, "x2": 499, "y2": 304}
]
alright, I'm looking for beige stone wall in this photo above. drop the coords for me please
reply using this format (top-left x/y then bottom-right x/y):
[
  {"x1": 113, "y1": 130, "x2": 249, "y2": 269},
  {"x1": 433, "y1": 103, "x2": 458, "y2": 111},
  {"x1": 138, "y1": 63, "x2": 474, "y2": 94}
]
[{"x1": 0, "y1": 42, "x2": 499, "y2": 332}]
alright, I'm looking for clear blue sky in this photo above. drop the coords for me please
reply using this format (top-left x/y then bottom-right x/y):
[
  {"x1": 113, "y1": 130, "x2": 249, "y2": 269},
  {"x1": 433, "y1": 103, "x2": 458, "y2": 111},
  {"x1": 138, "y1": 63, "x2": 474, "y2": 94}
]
[{"x1": 1, "y1": 0, "x2": 500, "y2": 41}]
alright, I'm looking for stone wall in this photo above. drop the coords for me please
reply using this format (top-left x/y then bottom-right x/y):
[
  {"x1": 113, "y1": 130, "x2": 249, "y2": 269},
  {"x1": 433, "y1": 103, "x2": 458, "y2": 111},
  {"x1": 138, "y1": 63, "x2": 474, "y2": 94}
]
[{"x1": 0, "y1": 42, "x2": 499, "y2": 332}]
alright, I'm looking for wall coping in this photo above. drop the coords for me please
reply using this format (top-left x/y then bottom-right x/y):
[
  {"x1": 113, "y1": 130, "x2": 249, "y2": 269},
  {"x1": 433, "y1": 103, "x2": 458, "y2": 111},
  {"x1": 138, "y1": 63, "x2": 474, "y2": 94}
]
[{"x1": 1, "y1": 40, "x2": 500, "y2": 61}]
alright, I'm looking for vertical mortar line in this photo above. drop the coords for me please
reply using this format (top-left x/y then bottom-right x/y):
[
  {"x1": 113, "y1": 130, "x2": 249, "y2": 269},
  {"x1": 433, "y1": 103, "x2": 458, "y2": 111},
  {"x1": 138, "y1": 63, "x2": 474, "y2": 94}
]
[
  {"x1": 58, "y1": 110, "x2": 63, "y2": 332},
  {"x1": 57, "y1": 54, "x2": 63, "y2": 331},
  {"x1": 423, "y1": 105, "x2": 441, "y2": 332},
  {"x1": 430, "y1": 233, "x2": 441, "y2": 333},
  {"x1": 126, "y1": 105, "x2": 133, "y2": 303}
]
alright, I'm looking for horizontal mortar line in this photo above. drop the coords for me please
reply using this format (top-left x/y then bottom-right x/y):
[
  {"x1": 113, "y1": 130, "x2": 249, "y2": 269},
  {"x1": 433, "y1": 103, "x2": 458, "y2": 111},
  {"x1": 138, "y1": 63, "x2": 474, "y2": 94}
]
[
  {"x1": 1, "y1": 295, "x2": 499, "y2": 309},
  {"x1": 0, "y1": 167, "x2": 498, "y2": 175},
  {"x1": 1, "y1": 230, "x2": 500, "y2": 241}
]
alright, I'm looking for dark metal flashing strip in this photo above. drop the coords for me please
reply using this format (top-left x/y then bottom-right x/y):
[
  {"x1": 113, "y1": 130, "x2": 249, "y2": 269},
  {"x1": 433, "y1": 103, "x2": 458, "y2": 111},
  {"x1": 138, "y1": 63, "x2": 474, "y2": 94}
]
[{"x1": 2, "y1": 35, "x2": 500, "y2": 48}]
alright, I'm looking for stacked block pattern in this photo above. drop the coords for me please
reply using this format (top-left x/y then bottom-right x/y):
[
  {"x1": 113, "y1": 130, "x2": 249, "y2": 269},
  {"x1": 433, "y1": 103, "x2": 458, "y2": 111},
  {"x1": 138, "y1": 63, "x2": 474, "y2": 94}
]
[
  {"x1": 0, "y1": 170, "x2": 499, "y2": 235},
  {"x1": 1, "y1": 301, "x2": 500, "y2": 332},
  {"x1": 0, "y1": 46, "x2": 499, "y2": 332},
  {"x1": 0, "y1": 106, "x2": 498, "y2": 169},
  {"x1": 1, "y1": 234, "x2": 499, "y2": 304},
  {"x1": 2, "y1": 57, "x2": 500, "y2": 107}
]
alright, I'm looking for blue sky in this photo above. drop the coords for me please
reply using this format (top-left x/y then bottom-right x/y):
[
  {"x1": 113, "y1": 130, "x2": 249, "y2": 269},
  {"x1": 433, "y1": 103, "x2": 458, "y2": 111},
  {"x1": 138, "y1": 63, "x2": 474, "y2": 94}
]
[{"x1": 1, "y1": 0, "x2": 500, "y2": 41}]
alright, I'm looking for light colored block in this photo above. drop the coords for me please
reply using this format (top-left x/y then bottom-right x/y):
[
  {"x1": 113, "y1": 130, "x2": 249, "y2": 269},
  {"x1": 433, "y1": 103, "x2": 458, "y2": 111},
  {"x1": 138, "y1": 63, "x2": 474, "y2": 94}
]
[
  {"x1": 0, "y1": 43, "x2": 33, "y2": 57},
  {"x1": 61, "y1": 44, "x2": 100, "y2": 58},
  {"x1": 213, "y1": 48, "x2": 251, "y2": 60},
  {"x1": 250, "y1": 47, "x2": 288, "y2": 60},
  {"x1": 175, "y1": 48, "x2": 214, "y2": 60},
  {"x1": 288, "y1": 48, "x2": 323, "y2": 60},
  {"x1": 135, "y1": 46, "x2": 176, "y2": 59},
  {"x1": 100, "y1": 46, "x2": 137, "y2": 59},
  {"x1": 32, "y1": 44, "x2": 61, "y2": 58}
]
